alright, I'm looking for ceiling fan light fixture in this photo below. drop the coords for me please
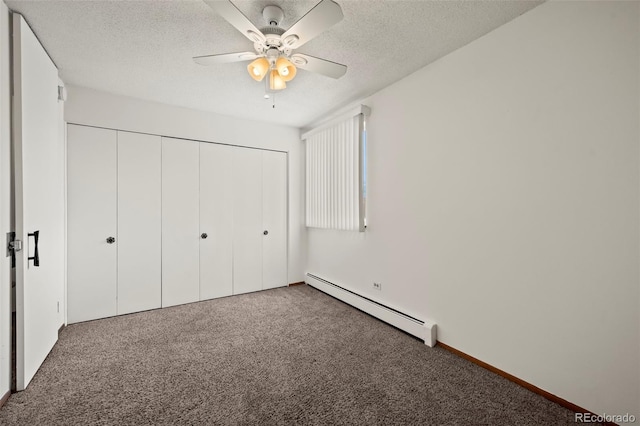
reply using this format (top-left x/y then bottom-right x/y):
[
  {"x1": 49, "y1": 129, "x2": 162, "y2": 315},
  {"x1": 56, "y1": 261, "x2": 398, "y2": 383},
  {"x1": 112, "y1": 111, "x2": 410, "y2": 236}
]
[
  {"x1": 199, "y1": 0, "x2": 348, "y2": 97},
  {"x1": 247, "y1": 57, "x2": 269, "y2": 81},
  {"x1": 275, "y1": 57, "x2": 297, "y2": 82},
  {"x1": 269, "y1": 70, "x2": 286, "y2": 90}
]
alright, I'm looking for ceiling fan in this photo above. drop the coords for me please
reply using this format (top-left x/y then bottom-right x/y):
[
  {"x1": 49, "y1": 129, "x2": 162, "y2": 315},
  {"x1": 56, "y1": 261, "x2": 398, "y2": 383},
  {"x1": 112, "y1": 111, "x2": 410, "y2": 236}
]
[{"x1": 194, "y1": 0, "x2": 347, "y2": 93}]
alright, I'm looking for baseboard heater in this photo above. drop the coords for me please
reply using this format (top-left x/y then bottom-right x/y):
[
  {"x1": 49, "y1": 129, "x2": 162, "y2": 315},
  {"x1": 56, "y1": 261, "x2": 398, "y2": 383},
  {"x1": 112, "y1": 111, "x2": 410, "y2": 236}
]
[{"x1": 306, "y1": 273, "x2": 437, "y2": 347}]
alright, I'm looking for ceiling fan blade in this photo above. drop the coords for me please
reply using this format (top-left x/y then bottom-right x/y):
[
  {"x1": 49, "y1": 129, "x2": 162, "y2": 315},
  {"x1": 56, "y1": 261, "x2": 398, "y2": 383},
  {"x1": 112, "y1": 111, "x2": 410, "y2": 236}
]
[
  {"x1": 290, "y1": 53, "x2": 347, "y2": 79},
  {"x1": 281, "y1": 0, "x2": 343, "y2": 49},
  {"x1": 193, "y1": 52, "x2": 259, "y2": 65},
  {"x1": 203, "y1": 0, "x2": 266, "y2": 44}
]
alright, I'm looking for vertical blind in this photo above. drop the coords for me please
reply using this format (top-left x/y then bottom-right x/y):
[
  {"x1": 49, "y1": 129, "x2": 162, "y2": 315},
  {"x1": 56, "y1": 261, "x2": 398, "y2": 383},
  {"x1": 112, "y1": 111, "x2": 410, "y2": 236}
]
[{"x1": 304, "y1": 109, "x2": 366, "y2": 231}]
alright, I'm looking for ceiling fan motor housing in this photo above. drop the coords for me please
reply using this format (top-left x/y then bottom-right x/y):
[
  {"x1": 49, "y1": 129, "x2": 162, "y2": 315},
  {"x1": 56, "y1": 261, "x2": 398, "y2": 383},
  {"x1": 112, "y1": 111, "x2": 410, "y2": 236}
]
[
  {"x1": 261, "y1": 6, "x2": 289, "y2": 53},
  {"x1": 262, "y1": 26, "x2": 285, "y2": 51},
  {"x1": 266, "y1": 47, "x2": 280, "y2": 65}
]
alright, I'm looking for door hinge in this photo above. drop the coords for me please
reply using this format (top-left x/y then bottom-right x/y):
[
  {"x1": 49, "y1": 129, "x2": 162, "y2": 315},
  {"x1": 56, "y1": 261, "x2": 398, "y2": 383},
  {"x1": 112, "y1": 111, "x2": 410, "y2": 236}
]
[{"x1": 7, "y1": 232, "x2": 21, "y2": 268}]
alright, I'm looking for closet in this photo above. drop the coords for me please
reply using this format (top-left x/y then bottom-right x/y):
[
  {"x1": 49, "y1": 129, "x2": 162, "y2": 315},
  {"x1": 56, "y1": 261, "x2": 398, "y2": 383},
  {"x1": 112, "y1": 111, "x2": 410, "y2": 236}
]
[
  {"x1": 231, "y1": 147, "x2": 287, "y2": 294},
  {"x1": 161, "y1": 137, "x2": 200, "y2": 307},
  {"x1": 261, "y1": 150, "x2": 288, "y2": 290},
  {"x1": 116, "y1": 131, "x2": 162, "y2": 314},
  {"x1": 199, "y1": 142, "x2": 234, "y2": 300},
  {"x1": 66, "y1": 126, "x2": 287, "y2": 323},
  {"x1": 161, "y1": 137, "x2": 287, "y2": 304},
  {"x1": 67, "y1": 125, "x2": 161, "y2": 323}
]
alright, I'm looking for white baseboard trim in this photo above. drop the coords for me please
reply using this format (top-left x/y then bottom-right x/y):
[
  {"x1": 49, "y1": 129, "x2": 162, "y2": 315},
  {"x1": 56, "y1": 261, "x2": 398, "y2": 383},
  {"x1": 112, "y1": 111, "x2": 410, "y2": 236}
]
[{"x1": 306, "y1": 273, "x2": 437, "y2": 347}]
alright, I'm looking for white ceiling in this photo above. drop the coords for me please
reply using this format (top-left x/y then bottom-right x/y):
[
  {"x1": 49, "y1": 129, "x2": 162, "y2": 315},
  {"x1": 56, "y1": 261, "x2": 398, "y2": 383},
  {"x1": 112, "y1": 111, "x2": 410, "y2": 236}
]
[{"x1": 5, "y1": 0, "x2": 543, "y2": 128}]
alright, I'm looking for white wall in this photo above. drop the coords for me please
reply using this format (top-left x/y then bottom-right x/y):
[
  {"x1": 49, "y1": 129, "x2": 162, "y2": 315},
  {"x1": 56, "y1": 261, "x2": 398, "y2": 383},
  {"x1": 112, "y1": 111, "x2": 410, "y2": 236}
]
[
  {"x1": 307, "y1": 0, "x2": 639, "y2": 419},
  {"x1": 0, "y1": 1, "x2": 11, "y2": 400},
  {"x1": 64, "y1": 86, "x2": 306, "y2": 285}
]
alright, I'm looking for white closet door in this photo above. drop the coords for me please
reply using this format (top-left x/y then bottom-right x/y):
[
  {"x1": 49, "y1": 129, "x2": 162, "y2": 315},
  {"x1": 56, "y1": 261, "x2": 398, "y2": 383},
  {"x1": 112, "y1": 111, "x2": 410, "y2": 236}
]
[
  {"x1": 200, "y1": 143, "x2": 233, "y2": 300},
  {"x1": 262, "y1": 150, "x2": 288, "y2": 290},
  {"x1": 232, "y1": 148, "x2": 263, "y2": 295},
  {"x1": 117, "y1": 131, "x2": 161, "y2": 314},
  {"x1": 67, "y1": 124, "x2": 117, "y2": 323},
  {"x1": 162, "y1": 137, "x2": 200, "y2": 307}
]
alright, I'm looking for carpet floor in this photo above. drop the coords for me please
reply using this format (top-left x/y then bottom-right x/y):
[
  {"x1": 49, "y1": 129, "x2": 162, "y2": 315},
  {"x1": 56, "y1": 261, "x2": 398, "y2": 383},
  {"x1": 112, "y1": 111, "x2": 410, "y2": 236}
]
[{"x1": 0, "y1": 284, "x2": 582, "y2": 425}]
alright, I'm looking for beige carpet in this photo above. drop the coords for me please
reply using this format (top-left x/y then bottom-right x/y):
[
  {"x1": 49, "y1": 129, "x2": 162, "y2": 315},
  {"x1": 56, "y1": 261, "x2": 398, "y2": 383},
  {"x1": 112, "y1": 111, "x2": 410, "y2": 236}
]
[{"x1": 0, "y1": 284, "x2": 582, "y2": 425}]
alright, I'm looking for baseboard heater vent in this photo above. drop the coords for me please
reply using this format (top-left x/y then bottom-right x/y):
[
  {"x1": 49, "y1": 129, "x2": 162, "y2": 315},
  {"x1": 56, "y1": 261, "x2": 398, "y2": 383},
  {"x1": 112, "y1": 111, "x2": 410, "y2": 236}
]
[{"x1": 306, "y1": 273, "x2": 437, "y2": 347}]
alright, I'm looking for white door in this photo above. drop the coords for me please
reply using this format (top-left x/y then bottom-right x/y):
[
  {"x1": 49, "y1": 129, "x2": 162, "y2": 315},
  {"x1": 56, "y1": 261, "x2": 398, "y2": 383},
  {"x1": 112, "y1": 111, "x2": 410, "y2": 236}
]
[
  {"x1": 67, "y1": 125, "x2": 117, "y2": 323},
  {"x1": 199, "y1": 143, "x2": 233, "y2": 300},
  {"x1": 262, "y1": 151, "x2": 287, "y2": 290},
  {"x1": 12, "y1": 15, "x2": 64, "y2": 390},
  {"x1": 162, "y1": 137, "x2": 200, "y2": 307},
  {"x1": 232, "y1": 148, "x2": 263, "y2": 295},
  {"x1": 117, "y1": 131, "x2": 161, "y2": 314}
]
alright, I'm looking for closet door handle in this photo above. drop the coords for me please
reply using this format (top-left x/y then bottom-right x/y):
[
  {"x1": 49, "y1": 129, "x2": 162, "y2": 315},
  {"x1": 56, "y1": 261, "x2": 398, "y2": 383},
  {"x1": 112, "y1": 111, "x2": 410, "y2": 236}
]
[
  {"x1": 106, "y1": 237, "x2": 115, "y2": 244},
  {"x1": 263, "y1": 230, "x2": 268, "y2": 236},
  {"x1": 28, "y1": 230, "x2": 40, "y2": 267},
  {"x1": 201, "y1": 233, "x2": 208, "y2": 239}
]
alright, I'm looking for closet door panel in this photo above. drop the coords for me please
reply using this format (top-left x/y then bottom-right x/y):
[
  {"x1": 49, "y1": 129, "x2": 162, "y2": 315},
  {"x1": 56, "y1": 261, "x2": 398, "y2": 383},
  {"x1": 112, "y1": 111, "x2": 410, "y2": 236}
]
[
  {"x1": 67, "y1": 124, "x2": 117, "y2": 323},
  {"x1": 117, "y1": 131, "x2": 161, "y2": 314},
  {"x1": 232, "y1": 148, "x2": 263, "y2": 295},
  {"x1": 199, "y1": 143, "x2": 233, "y2": 300},
  {"x1": 162, "y1": 137, "x2": 200, "y2": 307},
  {"x1": 262, "y1": 151, "x2": 288, "y2": 290}
]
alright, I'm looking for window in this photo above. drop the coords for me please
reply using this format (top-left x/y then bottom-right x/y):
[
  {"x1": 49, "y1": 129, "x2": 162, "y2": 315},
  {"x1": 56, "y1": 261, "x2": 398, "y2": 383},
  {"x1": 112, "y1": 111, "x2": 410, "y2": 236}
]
[{"x1": 303, "y1": 105, "x2": 370, "y2": 232}]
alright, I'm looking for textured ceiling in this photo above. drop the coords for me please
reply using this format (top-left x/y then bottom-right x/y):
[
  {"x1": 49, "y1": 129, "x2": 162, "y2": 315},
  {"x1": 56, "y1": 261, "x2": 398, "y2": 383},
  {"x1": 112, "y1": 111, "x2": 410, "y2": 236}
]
[{"x1": 5, "y1": 0, "x2": 543, "y2": 128}]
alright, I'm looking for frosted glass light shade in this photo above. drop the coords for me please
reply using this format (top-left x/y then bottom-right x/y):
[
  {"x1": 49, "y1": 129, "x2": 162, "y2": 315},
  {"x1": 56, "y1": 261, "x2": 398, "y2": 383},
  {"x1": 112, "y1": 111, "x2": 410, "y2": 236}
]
[
  {"x1": 269, "y1": 70, "x2": 286, "y2": 90},
  {"x1": 275, "y1": 57, "x2": 297, "y2": 82},
  {"x1": 247, "y1": 58, "x2": 269, "y2": 81}
]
